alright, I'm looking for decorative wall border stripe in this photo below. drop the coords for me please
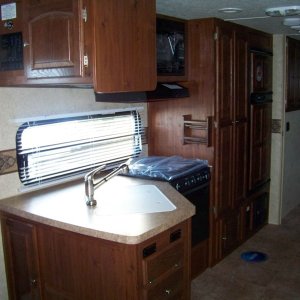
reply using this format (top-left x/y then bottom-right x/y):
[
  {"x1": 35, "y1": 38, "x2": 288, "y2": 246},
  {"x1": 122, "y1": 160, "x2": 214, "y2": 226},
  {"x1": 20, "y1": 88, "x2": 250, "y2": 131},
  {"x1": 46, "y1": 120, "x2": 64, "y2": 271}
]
[
  {"x1": 272, "y1": 119, "x2": 282, "y2": 134},
  {"x1": 0, "y1": 149, "x2": 17, "y2": 175}
]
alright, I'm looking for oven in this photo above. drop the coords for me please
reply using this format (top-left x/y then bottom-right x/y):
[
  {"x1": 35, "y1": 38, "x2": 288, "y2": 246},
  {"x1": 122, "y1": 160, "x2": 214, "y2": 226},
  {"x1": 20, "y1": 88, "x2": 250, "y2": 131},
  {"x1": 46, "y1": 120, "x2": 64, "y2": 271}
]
[
  {"x1": 126, "y1": 156, "x2": 211, "y2": 247},
  {"x1": 168, "y1": 168, "x2": 210, "y2": 247}
]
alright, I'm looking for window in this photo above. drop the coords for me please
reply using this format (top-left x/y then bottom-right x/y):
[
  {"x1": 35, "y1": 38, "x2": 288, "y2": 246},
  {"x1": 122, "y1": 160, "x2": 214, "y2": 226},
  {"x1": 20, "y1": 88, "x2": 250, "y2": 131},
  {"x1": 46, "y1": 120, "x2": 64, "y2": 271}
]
[{"x1": 16, "y1": 110, "x2": 142, "y2": 186}]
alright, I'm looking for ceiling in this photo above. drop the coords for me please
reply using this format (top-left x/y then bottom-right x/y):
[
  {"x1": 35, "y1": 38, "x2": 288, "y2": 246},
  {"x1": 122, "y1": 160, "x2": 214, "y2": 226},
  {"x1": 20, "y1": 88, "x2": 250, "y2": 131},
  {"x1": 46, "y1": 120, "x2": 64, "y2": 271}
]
[{"x1": 156, "y1": 0, "x2": 300, "y2": 40}]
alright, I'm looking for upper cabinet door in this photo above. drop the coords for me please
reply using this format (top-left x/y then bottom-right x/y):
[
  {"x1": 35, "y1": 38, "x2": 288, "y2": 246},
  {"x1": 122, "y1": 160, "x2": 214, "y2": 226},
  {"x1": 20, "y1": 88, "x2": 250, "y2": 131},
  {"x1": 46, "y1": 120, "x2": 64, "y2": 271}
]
[
  {"x1": 92, "y1": 0, "x2": 156, "y2": 93},
  {"x1": 23, "y1": 0, "x2": 85, "y2": 81}
]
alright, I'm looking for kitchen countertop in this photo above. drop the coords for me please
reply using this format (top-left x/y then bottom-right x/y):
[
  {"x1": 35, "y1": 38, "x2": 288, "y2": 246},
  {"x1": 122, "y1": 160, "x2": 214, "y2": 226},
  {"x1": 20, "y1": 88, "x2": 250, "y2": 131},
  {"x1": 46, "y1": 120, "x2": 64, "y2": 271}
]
[{"x1": 0, "y1": 175, "x2": 195, "y2": 244}]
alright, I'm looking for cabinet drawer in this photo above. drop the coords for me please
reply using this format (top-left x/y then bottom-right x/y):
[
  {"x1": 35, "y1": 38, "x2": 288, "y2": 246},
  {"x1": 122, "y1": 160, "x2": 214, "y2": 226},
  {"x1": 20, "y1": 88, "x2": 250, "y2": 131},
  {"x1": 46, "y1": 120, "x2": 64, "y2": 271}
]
[
  {"x1": 145, "y1": 269, "x2": 184, "y2": 300},
  {"x1": 143, "y1": 243, "x2": 183, "y2": 285}
]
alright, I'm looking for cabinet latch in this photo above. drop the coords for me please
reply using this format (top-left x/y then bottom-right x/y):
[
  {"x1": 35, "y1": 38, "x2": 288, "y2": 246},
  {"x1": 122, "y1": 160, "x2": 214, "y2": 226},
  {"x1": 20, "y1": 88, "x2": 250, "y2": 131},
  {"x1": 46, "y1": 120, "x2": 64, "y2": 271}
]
[
  {"x1": 214, "y1": 32, "x2": 218, "y2": 40},
  {"x1": 83, "y1": 55, "x2": 88, "y2": 67},
  {"x1": 82, "y1": 7, "x2": 87, "y2": 22}
]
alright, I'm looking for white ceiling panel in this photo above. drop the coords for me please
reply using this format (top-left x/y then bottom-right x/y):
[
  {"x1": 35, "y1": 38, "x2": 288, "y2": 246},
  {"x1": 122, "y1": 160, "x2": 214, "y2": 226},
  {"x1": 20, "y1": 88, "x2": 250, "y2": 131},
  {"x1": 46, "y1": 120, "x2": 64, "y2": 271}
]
[{"x1": 156, "y1": 0, "x2": 300, "y2": 39}]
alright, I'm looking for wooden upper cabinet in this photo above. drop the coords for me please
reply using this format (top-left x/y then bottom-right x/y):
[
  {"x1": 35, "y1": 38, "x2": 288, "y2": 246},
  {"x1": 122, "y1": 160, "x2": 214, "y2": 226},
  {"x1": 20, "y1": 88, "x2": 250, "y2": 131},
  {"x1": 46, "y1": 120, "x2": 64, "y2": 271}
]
[
  {"x1": 0, "y1": 0, "x2": 156, "y2": 91},
  {"x1": 23, "y1": 0, "x2": 88, "y2": 82},
  {"x1": 0, "y1": 0, "x2": 25, "y2": 84},
  {"x1": 92, "y1": 0, "x2": 156, "y2": 93}
]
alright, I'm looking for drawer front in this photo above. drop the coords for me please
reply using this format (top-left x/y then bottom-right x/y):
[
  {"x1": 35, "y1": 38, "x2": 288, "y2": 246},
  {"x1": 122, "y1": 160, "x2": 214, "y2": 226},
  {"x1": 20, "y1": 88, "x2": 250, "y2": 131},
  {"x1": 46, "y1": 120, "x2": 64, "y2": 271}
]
[
  {"x1": 144, "y1": 243, "x2": 183, "y2": 285},
  {"x1": 146, "y1": 269, "x2": 184, "y2": 300}
]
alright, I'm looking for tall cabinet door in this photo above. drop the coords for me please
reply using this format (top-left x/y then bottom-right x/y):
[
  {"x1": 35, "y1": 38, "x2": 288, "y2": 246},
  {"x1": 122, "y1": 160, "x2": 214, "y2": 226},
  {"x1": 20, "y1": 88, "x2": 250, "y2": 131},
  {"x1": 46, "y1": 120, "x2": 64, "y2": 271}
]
[
  {"x1": 232, "y1": 30, "x2": 248, "y2": 208},
  {"x1": 214, "y1": 23, "x2": 234, "y2": 216},
  {"x1": 249, "y1": 102, "x2": 272, "y2": 190},
  {"x1": 23, "y1": 0, "x2": 85, "y2": 80}
]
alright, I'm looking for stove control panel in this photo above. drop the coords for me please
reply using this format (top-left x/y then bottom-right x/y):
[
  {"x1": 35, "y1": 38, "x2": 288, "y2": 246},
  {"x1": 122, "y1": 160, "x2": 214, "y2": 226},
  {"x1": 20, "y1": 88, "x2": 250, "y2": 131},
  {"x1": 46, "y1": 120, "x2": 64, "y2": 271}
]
[{"x1": 170, "y1": 167, "x2": 210, "y2": 194}]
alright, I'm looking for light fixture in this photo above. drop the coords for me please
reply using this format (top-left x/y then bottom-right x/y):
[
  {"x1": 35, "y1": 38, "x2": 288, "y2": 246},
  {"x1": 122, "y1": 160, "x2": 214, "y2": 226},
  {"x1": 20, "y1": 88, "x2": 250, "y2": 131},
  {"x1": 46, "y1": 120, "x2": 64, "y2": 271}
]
[
  {"x1": 218, "y1": 7, "x2": 242, "y2": 14},
  {"x1": 283, "y1": 17, "x2": 300, "y2": 26},
  {"x1": 265, "y1": 6, "x2": 300, "y2": 17},
  {"x1": 291, "y1": 25, "x2": 300, "y2": 30}
]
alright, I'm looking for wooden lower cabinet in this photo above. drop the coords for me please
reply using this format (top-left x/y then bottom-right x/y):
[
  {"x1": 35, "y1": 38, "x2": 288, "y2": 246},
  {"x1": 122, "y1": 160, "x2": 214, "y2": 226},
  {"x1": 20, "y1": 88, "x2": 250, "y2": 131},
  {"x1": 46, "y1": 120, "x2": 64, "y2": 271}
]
[
  {"x1": 1, "y1": 218, "x2": 41, "y2": 300},
  {"x1": 239, "y1": 183, "x2": 270, "y2": 241},
  {"x1": 212, "y1": 211, "x2": 240, "y2": 262},
  {"x1": 1, "y1": 214, "x2": 191, "y2": 300}
]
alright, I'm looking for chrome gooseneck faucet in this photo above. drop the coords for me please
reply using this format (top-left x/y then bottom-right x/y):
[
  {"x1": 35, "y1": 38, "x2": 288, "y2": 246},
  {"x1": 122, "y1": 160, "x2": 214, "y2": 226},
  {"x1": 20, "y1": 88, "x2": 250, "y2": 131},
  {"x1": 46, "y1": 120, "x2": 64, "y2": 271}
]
[{"x1": 84, "y1": 163, "x2": 129, "y2": 206}]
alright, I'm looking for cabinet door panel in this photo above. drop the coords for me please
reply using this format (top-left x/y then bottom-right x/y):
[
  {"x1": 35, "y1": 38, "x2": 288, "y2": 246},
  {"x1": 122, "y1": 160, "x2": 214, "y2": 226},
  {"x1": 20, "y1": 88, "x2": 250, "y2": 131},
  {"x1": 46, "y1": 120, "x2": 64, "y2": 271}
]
[
  {"x1": 235, "y1": 31, "x2": 248, "y2": 122},
  {"x1": 146, "y1": 270, "x2": 184, "y2": 300},
  {"x1": 1, "y1": 218, "x2": 41, "y2": 300},
  {"x1": 233, "y1": 121, "x2": 248, "y2": 206},
  {"x1": 215, "y1": 125, "x2": 234, "y2": 215},
  {"x1": 220, "y1": 215, "x2": 239, "y2": 257},
  {"x1": 233, "y1": 30, "x2": 248, "y2": 206},
  {"x1": 93, "y1": 0, "x2": 156, "y2": 92},
  {"x1": 216, "y1": 25, "x2": 234, "y2": 125},
  {"x1": 249, "y1": 103, "x2": 271, "y2": 190},
  {"x1": 24, "y1": 0, "x2": 82, "y2": 79}
]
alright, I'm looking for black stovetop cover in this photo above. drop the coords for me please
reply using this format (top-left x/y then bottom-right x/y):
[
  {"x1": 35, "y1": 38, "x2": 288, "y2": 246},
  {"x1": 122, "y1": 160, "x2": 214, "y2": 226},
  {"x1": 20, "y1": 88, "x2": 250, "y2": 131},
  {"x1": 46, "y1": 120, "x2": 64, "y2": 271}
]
[{"x1": 126, "y1": 156, "x2": 209, "y2": 182}]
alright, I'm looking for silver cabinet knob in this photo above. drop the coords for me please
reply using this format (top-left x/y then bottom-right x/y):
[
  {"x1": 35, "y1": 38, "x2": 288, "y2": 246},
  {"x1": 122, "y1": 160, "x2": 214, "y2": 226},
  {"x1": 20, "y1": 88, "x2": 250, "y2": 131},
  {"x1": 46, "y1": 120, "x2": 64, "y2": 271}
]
[
  {"x1": 165, "y1": 289, "x2": 172, "y2": 295},
  {"x1": 30, "y1": 279, "x2": 37, "y2": 287}
]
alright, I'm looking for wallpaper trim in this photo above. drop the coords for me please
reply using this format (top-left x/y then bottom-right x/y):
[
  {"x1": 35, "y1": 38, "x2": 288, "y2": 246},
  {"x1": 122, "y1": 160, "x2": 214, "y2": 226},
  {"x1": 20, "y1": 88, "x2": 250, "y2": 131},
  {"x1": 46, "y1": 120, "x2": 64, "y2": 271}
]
[{"x1": 0, "y1": 149, "x2": 17, "y2": 175}]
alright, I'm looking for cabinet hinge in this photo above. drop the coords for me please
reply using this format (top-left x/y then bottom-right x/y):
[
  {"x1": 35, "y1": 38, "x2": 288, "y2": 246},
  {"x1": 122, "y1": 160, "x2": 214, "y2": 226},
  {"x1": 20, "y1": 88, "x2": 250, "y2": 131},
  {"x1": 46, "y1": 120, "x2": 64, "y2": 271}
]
[
  {"x1": 82, "y1": 7, "x2": 87, "y2": 22},
  {"x1": 214, "y1": 32, "x2": 218, "y2": 40},
  {"x1": 83, "y1": 55, "x2": 88, "y2": 67},
  {"x1": 214, "y1": 121, "x2": 218, "y2": 128}
]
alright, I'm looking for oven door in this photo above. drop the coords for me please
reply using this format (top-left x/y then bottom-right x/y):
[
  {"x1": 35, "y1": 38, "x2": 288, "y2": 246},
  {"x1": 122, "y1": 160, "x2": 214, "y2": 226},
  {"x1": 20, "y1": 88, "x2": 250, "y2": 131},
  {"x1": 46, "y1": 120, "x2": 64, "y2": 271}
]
[{"x1": 182, "y1": 182, "x2": 209, "y2": 247}]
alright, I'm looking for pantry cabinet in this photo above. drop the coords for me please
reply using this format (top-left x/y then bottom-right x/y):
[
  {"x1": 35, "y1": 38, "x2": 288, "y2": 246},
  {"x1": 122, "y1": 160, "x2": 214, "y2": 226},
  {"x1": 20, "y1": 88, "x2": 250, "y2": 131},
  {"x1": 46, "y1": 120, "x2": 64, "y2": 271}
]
[
  {"x1": 0, "y1": 0, "x2": 156, "y2": 92},
  {"x1": 1, "y1": 213, "x2": 191, "y2": 300},
  {"x1": 214, "y1": 23, "x2": 248, "y2": 218},
  {"x1": 212, "y1": 21, "x2": 249, "y2": 261},
  {"x1": 148, "y1": 18, "x2": 272, "y2": 267}
]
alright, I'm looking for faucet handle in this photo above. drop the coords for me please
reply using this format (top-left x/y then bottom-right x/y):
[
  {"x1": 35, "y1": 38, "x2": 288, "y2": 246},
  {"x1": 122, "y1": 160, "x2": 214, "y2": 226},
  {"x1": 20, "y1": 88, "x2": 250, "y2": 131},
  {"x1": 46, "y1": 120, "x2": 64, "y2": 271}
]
[
  {"x1": 84, "y1": 165, "x2": 106, "y2": 181},
  {"x1": 85, "y1": 165, "x2": 106, "y2": 206}
]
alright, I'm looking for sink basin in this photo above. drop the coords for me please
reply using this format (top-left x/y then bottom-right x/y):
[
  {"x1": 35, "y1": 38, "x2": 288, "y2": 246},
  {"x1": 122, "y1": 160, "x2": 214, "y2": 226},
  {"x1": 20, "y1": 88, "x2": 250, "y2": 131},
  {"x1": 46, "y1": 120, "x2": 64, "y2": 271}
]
[{"x1": 94, "y1": 185, "x2": 176, "y2": 215}]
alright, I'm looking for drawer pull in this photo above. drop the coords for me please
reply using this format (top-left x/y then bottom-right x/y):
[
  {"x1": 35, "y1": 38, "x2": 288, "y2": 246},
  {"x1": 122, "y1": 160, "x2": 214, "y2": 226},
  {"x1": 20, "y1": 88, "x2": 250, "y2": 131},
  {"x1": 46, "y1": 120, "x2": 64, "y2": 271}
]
[
  {"x1": 30, "y1": 279, "x2": 37, "y2": 287},
  {"x1": 165, "y1": 289, "x2": 172, "y2": 295},
  {"x1": 170, "y1": 229, "x2": 181, "y2": 243},
  {"x1": 143, "y1": 243, "x2": 157, "y2": 258},
  {"x1": 174, "y1": 263, "x2": 180, "y2": 269}
]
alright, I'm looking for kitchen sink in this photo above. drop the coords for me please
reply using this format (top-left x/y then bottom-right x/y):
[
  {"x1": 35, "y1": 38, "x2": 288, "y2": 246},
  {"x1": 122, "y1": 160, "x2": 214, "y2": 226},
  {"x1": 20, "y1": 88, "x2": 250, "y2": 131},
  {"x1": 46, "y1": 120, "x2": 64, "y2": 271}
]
[{"x1": 94, "y1": 185, "x2": 176, "y2": 215}]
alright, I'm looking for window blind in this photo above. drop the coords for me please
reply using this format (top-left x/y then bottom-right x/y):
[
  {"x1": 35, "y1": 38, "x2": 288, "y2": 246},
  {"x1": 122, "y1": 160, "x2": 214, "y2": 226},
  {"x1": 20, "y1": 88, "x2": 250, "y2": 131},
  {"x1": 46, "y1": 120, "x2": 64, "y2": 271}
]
[{"x1": 16, "y1": 110, "x2": 142, "y2": 186}]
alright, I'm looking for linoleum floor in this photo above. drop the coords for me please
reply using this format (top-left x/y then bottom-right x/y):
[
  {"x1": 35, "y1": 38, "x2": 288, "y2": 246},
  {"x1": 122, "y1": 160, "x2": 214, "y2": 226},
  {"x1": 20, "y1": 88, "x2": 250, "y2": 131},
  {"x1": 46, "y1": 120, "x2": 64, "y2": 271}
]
[{"x1": 191, "y1": 204, "x2": 300, "y2": 300}]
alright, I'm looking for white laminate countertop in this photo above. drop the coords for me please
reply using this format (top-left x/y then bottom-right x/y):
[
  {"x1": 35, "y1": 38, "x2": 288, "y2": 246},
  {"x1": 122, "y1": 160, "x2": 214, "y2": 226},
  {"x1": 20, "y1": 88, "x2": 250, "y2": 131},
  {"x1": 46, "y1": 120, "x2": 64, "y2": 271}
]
[{"x1": 0, "y1": 175, "x2": 195, "y2": 244}]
